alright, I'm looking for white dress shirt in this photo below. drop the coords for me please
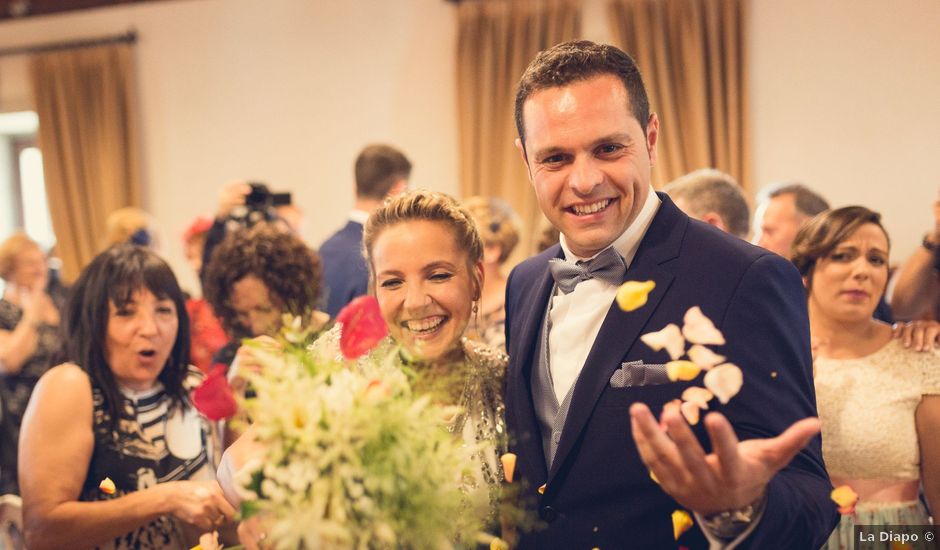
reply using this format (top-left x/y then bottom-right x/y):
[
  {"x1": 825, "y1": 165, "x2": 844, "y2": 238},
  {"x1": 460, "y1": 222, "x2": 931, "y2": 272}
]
[
  {"x1": 348, "y1": 209, "x2": 369, "y2": 225},
  {"x1": 547, "y1": 188, "x2": 661, "y2": 403}
]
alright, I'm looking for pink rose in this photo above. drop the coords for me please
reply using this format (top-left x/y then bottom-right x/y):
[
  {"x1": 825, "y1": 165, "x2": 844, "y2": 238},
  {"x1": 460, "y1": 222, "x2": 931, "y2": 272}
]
[{"x1": 337, "y1": 296, "x2": 389, "y2": 360}]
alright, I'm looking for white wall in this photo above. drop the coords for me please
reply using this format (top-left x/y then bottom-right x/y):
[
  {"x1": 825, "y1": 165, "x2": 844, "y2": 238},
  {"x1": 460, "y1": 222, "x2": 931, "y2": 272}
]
[
  {"x1": 749, "y1": 0, "x2": 940, "y2": 263},
  {"x1": 0, "y1": 0, "x2": 459, "y2": 293},
  {"x1": 1, "y1": 0, "x2": 938, "y2": 286}
]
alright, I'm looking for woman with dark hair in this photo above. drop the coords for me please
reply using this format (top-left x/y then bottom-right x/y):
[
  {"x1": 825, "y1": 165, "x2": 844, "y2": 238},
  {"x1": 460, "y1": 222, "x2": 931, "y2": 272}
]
[
  {"x1": 202, "y1": 223, "x2": 328, "y2": 371},
  {"x1": 18, "y1": 245, "x2": 235, "y2": 550},
  {"x1": 792, "y1": 206, "x2": 940, "y2": 549}
]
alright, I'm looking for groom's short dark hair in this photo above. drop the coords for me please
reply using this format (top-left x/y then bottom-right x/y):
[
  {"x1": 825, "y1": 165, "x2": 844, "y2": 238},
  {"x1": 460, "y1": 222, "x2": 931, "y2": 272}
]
[{"x1": 514, "y1": 40, "x2": 650, "y2": 145}]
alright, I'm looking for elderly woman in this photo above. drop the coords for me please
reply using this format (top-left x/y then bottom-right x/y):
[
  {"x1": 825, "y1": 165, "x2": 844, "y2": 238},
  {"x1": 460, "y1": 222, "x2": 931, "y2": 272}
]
[
  {"x1": 18, "y1": 245, "x2": 235, "y2": 549},
  {"x1": 0, "y1": 232, "x2": 63, "y2": 495},
  {"x1": 202, "y1": 223, "x2": 328, "y2": 371},
  {"x1": 463, "y1": 196, "x2": 520, "y2": 351},
  {"x1": 791, "y1": 206, "x2": 940, "y2": 549}
]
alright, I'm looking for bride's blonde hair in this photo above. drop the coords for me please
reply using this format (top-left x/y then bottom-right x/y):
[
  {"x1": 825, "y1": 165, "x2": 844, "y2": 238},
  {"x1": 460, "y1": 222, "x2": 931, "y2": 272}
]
[{"x1": 363, "y1": 189, "x2": 483, "y2": 300}]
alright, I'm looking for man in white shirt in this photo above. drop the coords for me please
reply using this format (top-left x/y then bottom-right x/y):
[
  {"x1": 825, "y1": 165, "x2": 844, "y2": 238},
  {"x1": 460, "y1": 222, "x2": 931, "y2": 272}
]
[{"x1": 504, "y1": 40, "x2": 837, "y2": 549}]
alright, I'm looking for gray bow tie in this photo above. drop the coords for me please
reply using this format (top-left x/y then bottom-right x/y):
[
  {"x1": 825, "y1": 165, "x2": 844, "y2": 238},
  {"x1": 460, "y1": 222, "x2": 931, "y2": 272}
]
[{"x1": 548, "y1": 247, "x2": 626, "y2": 294}]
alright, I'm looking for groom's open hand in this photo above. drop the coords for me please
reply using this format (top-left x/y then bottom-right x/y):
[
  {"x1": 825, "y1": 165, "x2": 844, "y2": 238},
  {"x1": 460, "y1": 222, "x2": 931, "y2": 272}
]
[{"x1": 629, "y1": 402, "x2": 821, "y2": 516}]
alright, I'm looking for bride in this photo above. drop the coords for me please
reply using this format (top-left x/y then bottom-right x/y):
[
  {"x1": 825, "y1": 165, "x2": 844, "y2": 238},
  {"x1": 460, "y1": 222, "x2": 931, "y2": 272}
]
[{"x1": 220, "y1": 190, "x2": 509, "y2": 548}]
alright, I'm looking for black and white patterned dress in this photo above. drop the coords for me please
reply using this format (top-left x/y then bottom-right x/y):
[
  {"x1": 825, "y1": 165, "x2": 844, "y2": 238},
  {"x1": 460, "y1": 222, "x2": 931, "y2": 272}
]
[{"x1": 79, "y1": 368, "x2": 214, "y2": 550}]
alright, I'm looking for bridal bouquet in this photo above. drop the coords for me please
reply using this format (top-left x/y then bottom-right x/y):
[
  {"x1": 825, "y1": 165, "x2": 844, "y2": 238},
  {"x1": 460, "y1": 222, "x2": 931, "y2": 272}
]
[{"x1": 195, "y1": 297, "x2": 489, "y2": 549}]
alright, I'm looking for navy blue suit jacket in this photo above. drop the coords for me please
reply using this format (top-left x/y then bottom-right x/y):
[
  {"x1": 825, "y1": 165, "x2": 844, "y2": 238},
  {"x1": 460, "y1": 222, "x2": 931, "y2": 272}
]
[
  {"x1": 504, "y1": 194, "x2": 837, "y2": 549},
  {"x1": 320, "y1": 221, "x2": 369, "y2": 318}
]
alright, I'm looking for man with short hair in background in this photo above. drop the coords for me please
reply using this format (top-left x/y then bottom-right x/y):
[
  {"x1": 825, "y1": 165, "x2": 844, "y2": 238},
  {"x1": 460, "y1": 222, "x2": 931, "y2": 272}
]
[
  {"x1": 663, "y1": 168, "x2": 750, "y2": 239},
  {"x1": 751, "y1": 182, "x2": 829, "y2": 258},
  {"x1": 319, "y1": 144, "x2": 411, "y2": 317}
]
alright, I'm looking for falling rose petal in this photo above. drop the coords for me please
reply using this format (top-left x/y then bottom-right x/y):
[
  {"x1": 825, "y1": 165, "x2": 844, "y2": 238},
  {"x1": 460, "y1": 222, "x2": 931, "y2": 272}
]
[
  {"x1": 490, "y1": 538, "x2": 510, "y2": 550},
  {"x1": 98, "y1": 477, "x2": 116, "y2": 495},
  {"x1": 682, "y1": 306, "x2": 726, "y2": 345},
  {"x1": 191, "y1": 365, "x2": 238, "y2": 421},
  {"x1": 616, "y1": 280, "x2": 656, "y2": 312},
  {"x1": 666, "y1": 360, "x2": 701, "y2": 382},
  {"x1": 336, "y1": 296, "x2": 389, "y2": 360},
  {"x1": 640, "y1": 323, "x2": 685, "y2": 360},
  {"x1": 687, "y1": 345, "x2": 725, "y2": 369},
  {"x1": 194, "y1": 531, "x2": 222, "y2": 550},
  {"x1": 537, "y1": 483, "x2": 546, "y2": 495},
  {"x1": 703, "y1": 363, "x2": 743, "y2": 404},
  {"x1": 681, "y1": 387, "x2": 714, "y2": 409},
  {"x1": 650, "y1": 470, "x2": 660, "y2": 485},
  {"x1": 501, "y1": 453, "x2": 517, "y2": 483},
  {"x1": 672, "y1": 509, "x2": 693, "y2": 540},
  {"x1": 679, "y1": 400, "x2": 701, "y2": 425},
  {"x1": 831, "y1": 485, "x2": 859, "y2": 515}
]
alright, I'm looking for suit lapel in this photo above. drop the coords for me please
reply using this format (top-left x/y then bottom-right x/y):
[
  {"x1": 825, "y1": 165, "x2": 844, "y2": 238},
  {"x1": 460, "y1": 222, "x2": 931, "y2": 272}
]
[
  {"x1": 510, "y1": 248, "x2": 559, "y2": 484},
  {"x1": 548, "y1": 196, "x2": 686, "y2": 482}
]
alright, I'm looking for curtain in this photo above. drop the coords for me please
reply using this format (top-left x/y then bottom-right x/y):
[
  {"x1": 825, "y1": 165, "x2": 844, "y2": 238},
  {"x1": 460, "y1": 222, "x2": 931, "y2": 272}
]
[
  {"x1": 30, "y1": 42, "x2": 141, "y2": 282},
  {"x1": 608, "y1": 0, "x2": 750, "y2": 192},
  {"x1": 457, "y1": 0, "x2": 581, "y2": 255}
]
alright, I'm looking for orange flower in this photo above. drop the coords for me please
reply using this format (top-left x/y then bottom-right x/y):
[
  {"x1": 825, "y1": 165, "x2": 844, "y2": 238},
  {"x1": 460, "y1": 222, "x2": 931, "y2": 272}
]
[
  {"x1": 501, "y1": 453, "x2": 517, "y2": 483},
  {"x1": 616, "y1": 280, "x2": 656, "y2": 312},
  {"x1": 98, "y1": 477, "x2": 116, "y2": 495},
  {"x1": 666, "y1": 360, "x2": 701, "y2": 382},
  {"x1": 831, "y1": 485, "x2": 859, "y2": 515},
  {"x1": 672, "y1": 509, "x2": 693, "y2": 539}
]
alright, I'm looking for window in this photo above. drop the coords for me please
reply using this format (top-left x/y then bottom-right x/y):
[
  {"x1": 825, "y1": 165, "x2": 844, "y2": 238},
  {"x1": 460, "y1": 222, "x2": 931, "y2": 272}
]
[{"x1": 0, "y1": 111, "x2": 54, "y2": 294}]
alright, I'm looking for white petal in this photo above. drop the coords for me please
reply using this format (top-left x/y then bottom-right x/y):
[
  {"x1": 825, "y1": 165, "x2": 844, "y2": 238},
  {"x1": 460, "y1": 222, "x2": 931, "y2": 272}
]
[
  {"x1": 640, "y1": 323, "x2": 685, "y2": 360},
  {"x1": 687, "y1": 345, "x2": 726, "y2": 369},
  {"x1": 681, "y1": 386, "x2": 714, "y2": 409},
  {"x1": 703, "y1": 363, "x2": 743, "y2": 404},
  {"x1": 680, "y1": 400, "x2": 701, "y2": 425},
  {"x1": 682, "y1": 306, "x2": 726, "y2": 345}
]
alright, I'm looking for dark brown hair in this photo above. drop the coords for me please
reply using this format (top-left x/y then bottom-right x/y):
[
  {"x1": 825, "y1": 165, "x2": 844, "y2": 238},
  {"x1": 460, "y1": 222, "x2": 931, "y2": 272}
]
[
  {"x1": 65, "y1": 244, "x2": 190, "y2": 430},
  {"x1": 791, "y1": 206, "x2": 890, "y2": 290},
  {"x1": 515, "y1": 40, "x2": 650, "y2": 147},
  {"x1": 203, "y1": 223, "x2": 322, "y2": 337},
  {"x1": 355, "y1": 144, "x2": 412, "y2": 200}
]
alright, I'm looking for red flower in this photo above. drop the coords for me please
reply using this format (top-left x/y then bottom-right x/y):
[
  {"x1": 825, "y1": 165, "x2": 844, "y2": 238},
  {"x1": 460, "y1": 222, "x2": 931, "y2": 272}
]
[
  {"x1": 336, "y1": 296, "x2": 389, "y2": 360},
  {"x1": 192, "y1": 365, "x2": 237, "y2": 421}
]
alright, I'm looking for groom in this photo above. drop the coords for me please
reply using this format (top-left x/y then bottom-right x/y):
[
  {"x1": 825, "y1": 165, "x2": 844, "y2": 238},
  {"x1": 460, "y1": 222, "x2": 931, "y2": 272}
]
[{"x1": 504, "y1": 41, "x2": 838, "y2": 548}]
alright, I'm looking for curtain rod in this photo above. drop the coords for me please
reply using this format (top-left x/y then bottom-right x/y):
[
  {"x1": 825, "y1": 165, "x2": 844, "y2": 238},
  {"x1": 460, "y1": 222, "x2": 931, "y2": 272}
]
[{"x1": 0, "y1": 30, "x2": 136, "y2": 58}]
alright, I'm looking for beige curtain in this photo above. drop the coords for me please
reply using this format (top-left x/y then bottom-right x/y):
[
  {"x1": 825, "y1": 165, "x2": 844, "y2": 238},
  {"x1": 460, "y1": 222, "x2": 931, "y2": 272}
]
[
  {"x1": 457, "y1": 0, "x2": 581, "y2": 255},
  {"x1": 30, "y1": 43, "x2": 141, "y2": 282},
  {"x1": 608, "y1": 0, "x2": 750, "y2": 192}
]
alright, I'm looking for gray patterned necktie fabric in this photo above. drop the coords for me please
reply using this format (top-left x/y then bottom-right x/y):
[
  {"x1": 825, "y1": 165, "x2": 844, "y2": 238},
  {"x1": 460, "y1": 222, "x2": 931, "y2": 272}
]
[{"x1": 548, "y1": 246, "x2": 626, "y2": 294}]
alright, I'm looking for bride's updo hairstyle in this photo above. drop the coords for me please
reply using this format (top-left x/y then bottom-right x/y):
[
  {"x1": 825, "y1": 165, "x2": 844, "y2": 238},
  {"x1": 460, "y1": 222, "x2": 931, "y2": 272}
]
[{"x1": 363, "y1": 189, "x2": 484, "y2": 299}]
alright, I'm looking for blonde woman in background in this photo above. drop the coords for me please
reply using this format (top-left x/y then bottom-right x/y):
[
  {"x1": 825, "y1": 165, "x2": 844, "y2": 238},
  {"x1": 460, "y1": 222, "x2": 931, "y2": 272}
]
[
  {"x1": 104, "y1": 207, "x2": 156, "y2": 249},
  {"x1": 464, "y1": 196, "x2": 520, "y2": 352},
  {"x1": 0, "y1": 232, "x2": 63, "y2": 495}
]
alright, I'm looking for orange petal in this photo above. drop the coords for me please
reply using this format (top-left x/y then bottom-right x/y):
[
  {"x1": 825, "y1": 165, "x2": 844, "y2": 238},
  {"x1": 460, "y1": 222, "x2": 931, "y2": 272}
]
[
  {"x1": 490, "y1": 537, "x2": 510, "y2": 550},
  {"x1": 679, "y1": 400, "x2": 701, "y2": 425},
  {"x1": 501, "y1": 453, "x2": 517, "y2": 483},
  {"x1": 687, "y1": 345, "x2": 725, "y2": 369},
  {"x1": 682, "y1": 307, "x2": 726, "y2": 345},
  {"x1": 672, "y1": 509, "x2": 693, "y2": 540},
  {"x1": 681, "y1": 387, "x2": 713, "y2": 409},
  {"x1": 666, "y1": 360, "x2": 701, "y2": 382},
  {"x1": 703, "y1": 363, "x2": 743, "y2": 404},
  {"x1": 538, "y1": 483, "x2": 546, "y2": 495},
  {"x1": 650, "y1": 470, "x2": 660, "y2": 485},
  {"x1": 98, "y1": 477, "x2": 116, "y2": 495},
  {"x1": 640, "y1": 323, "x2": 685, "y2": 360},
  {"x1": 616, "y1": 280, "x2": 656, "y2": 312},
  {"x1": 831, "y1": 485, "x2": 859, "y2": 515}
]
